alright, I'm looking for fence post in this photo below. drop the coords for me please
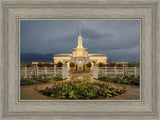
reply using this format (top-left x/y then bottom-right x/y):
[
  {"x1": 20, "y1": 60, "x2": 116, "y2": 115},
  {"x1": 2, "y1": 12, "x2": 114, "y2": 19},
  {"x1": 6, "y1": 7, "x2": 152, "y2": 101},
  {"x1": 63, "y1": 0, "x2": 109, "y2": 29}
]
[
  {"x1": 34, "y1": 67, "x2": 37, "y2": 78},
  {"x1": 93, "y1": 66, "x2": 98, "y2": 79},
  {"x1": 105, "y1": 66, "x2": 107, "y2": 76},
  {"x1": 54, "y1": 65, "x2": 56, "y2": 77},
  {"x1": 135, "y1": 67, "x2": 137, "y2": 78},
  {"x1": 25, "y1": 67, "x2": 27, "y2": 78},
  {"x1": 123, "y1": 67, "x2": 124, "y2": 76},
  {"x1": 45, "y1": 67, "x2": 47, "y2": 76},
  {"x1": 37, "y1": 67, "x2": 39, "y2": 77},
  {"x1": 124, "y1": 66, "x2": 128, "y2": 76},
  {"x1": 115, "y1": 67, "x2": 116, "y2": 76},
  {"x1": 62, "y1": 66, "x2": 68, "y2": 79}
]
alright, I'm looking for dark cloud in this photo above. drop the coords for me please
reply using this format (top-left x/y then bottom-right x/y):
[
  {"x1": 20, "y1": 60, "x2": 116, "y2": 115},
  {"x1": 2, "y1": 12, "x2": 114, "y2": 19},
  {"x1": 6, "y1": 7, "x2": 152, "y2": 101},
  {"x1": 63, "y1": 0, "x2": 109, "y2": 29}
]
[{"x1": 20, "y1": 20, "x2": 140, "y2": 62}]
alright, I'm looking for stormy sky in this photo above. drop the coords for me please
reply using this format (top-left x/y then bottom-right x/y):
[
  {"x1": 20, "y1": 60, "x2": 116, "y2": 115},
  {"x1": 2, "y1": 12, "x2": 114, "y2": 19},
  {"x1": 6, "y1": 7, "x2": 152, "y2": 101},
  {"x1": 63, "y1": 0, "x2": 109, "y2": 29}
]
[{"x1": 20, "y1": 20, "x2": 140, "y2": 62}]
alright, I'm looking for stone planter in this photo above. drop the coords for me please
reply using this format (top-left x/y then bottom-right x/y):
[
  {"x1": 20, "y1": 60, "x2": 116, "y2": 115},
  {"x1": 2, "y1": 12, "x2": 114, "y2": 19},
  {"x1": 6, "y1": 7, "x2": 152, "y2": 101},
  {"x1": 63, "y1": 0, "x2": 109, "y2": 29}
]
[
  {"x1": 85, "y1": 67, "x2": 91, "y2": 71},
  {"x1": 70, "y1": 67, "x2": 75, "y2": 71}
]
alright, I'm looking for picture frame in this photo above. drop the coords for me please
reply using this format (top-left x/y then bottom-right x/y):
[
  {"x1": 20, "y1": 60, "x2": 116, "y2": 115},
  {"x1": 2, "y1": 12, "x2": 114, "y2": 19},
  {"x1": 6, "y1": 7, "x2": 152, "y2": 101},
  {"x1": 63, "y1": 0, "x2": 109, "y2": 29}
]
[{"x1": 0, "y1": 0, "x2": 159, "y2": 119}]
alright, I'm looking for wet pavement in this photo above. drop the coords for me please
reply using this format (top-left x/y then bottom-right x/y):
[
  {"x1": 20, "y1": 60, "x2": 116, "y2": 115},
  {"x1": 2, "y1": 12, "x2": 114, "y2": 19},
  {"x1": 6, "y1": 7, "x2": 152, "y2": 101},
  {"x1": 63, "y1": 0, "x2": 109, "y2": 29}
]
[{"x1": 20, "y1": 73, "x2": 140, "y2": 100}]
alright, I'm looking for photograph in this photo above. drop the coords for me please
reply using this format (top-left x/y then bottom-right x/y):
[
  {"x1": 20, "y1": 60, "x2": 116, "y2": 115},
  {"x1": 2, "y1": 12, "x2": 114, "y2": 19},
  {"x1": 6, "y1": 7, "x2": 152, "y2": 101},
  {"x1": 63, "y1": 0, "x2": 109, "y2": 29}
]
[
  {"x1": 1, "y1": 0, "x2": 159, "y2": 119},
  {"x1": 20, "y1": 20, "x2": 140, "y2": 100}
]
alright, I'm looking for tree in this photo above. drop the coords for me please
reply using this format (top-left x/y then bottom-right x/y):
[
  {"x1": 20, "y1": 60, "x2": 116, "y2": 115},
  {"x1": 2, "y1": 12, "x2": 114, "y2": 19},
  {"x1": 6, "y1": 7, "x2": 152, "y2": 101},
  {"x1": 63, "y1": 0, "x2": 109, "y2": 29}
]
[
  {"x1": 136, "y1": 62, "x2": 140, "y2": 67},
  {"x1": 43, "y1": 62, "x2": 52, "y2": 67},
  {"x1": 20, "y1": 61, "x2": 26, "y2": 68},
  {"x1": 127, "y1": 61, "x2": 138, "y2": 67},
  {"x1": 98, "y1": 62, "x2": 105, "y2": 67},
  {"x1": 70, "y1": 62, "x2": 75, "y2": 67},
  {"x1": 57, "y1": 62, "x2": 63, "y2": 67},
  {"x1": 86, "y1": 62, "x2": 92, "y2": 67},
  {"x1": 108, "y1": 59, "x2": 112, "y2": 63},
  {"x1": 107, "y1": 63, "x2": 116, "y2": 67},
  {"x1": 27, "y1": 64, "x2": 31, "y2": 67},
  {"x1": 37, "y1": 62, "x2": 43, "y2": 67},
  {"x1": 51, "y1": 63, "x2": 55, "y2": 67},
  {"x1": 116, "y1": 64, "x2": 123, "y2": 67}
]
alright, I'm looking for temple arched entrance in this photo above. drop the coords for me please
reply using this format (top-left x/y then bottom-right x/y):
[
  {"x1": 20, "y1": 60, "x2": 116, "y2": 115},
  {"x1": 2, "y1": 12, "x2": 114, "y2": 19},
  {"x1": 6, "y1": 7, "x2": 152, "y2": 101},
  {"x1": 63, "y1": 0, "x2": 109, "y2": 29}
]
[
  {"x1": 76, "y1": 58, "x2": 84, "y2": 71},
  {"x1": 78, "y1": 59, "x2": 83, "y2": 71}
]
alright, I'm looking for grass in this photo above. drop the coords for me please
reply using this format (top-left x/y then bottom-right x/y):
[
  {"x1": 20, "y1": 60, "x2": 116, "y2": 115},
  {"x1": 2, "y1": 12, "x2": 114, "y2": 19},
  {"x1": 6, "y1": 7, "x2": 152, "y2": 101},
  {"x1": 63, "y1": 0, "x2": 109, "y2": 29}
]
[
  {"x1": 98, "y1": 75, "x2": 140, "y2": 85},
  {"x1": 20, "y1": 76, "x2": 62, "y2": 86}
]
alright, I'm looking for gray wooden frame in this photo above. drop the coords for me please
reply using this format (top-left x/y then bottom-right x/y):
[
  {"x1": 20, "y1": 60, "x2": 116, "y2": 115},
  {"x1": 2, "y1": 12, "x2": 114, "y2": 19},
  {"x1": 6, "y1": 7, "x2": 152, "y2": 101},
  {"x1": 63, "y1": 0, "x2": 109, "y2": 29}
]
[{"x1": 0, "y1": 0, "x2": 159, "y2": 119}]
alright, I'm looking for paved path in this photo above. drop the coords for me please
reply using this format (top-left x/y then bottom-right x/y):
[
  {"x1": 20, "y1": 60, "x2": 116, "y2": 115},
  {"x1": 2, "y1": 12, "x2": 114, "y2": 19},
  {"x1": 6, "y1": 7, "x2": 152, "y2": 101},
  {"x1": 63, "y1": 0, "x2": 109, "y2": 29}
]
[{"x1": 21, "y1": 73, "x2": 140, "y2": 100}]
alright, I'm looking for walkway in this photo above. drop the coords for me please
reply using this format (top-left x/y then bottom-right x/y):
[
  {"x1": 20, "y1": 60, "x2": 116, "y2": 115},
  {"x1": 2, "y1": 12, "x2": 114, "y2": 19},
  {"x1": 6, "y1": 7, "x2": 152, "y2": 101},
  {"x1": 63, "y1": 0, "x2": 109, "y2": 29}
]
[{"x1": 20, "y1": 73, "x2": 140, "y2": 100}]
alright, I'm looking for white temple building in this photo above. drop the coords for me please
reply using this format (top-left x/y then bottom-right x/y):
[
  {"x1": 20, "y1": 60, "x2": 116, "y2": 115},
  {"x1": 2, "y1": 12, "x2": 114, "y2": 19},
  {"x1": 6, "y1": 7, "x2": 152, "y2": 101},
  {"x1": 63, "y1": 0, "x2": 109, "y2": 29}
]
[{"x1": 53, "y1": 26, "x2": 107, "y2": 70}]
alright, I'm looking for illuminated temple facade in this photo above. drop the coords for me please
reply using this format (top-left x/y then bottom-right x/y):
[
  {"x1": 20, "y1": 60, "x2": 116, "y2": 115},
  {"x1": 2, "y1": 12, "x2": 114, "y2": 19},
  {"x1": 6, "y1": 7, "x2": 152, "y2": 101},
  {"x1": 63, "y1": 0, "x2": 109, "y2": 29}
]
[{"x1": 53, "y1": 27, "x2": 107, "y2": 70}]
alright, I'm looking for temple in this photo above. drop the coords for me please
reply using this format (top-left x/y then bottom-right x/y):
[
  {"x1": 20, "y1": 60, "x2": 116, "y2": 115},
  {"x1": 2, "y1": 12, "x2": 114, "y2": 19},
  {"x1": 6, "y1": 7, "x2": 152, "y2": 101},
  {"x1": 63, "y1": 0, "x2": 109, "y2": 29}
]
[{"x1": 53, "y1": 26, "x2": 107, "y2": 70}]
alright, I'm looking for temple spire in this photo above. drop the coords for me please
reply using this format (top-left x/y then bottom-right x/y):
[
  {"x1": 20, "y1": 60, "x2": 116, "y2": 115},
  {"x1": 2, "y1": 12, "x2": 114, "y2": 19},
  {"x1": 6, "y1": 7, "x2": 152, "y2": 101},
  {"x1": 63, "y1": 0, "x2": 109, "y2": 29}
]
[
  {"x1": 77, "y1": 26, "x2": 83, "y2": 48},
  {"x1": 79, "y1": 26, "x2": 81, "y2": 36}
]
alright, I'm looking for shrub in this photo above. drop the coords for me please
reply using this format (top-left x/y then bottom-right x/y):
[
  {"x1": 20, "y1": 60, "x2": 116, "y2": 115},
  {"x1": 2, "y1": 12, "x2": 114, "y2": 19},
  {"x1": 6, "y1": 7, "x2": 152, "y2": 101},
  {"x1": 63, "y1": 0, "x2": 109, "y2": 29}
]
[
  {"x1": 51, "y1": 63, "x2": 55, "y2": 67},
  {"x1": 20, "y1": 77, "x2": 62, "y2": 86},
  {"x1": 20, "y1": 61, "x2": 26, "y2": 68},
  {"x1": 86, "y1": 62, "x2": 92, "y2": 67},
  {"x1": 57, "y1": 62, "x2": 63, "y2": 67},
  {"x1": 98, "y1": 76, "x2": 140, "y2": 85},
  {"x1": 41, "y1": 80, "x2": 126, "y2": 99},
  {"x1": 38, "y1": 62, "x2": 43, "y2": 67},
  {"x1": 116, "y1": 64, "x2": 123, "y2": 67},
  {"x1": 136, "y1": 62, "x2": 140, "y2": 67},
  {"x1": 107, "y1": 63, "x2": 116, "y2": 67},
  {"x1": 43, "y1": 62, "x2": 52, "y2": 67},
  {"x1": 98, "y1": 62, "x2": 105, "y2": 67},
  {"x1": 127, "y1": 61, "x2": 138, "y2": 67},
  {"x1": 70, "y1": 62, "x2": 75, "y2": 67},
  {"x1": 27, "y1": 64, "x2": 31, "y2": 67}
]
